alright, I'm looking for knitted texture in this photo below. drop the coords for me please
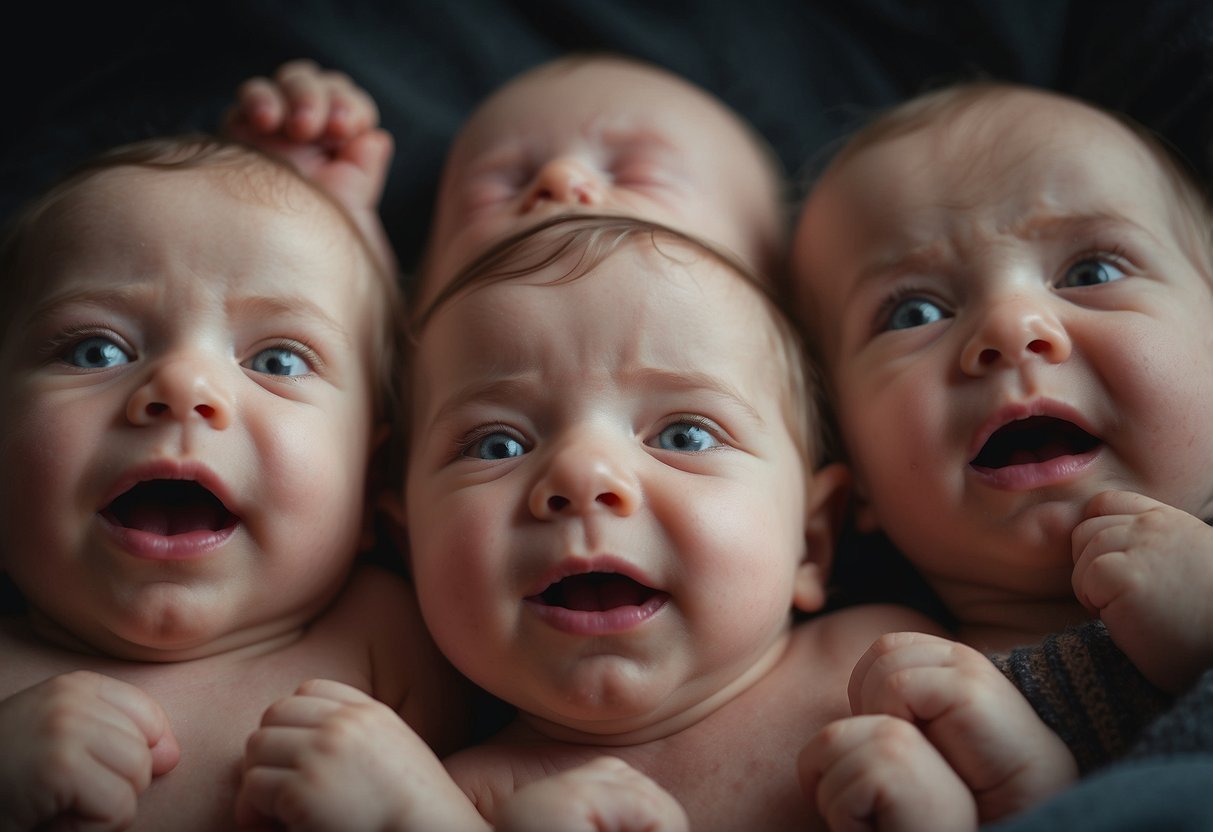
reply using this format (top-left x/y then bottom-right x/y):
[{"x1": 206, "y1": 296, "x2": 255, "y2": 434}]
[
  {"x1": 990, "y1": 620, "x2": 1173, "y2": 772},
  {"x1": 1126, "y1": 665, "x2": 1213, "y2": 759}
]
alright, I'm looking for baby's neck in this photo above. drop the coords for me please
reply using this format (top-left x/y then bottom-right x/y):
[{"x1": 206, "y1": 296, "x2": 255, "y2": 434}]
[{"x1": 946, "y1": 593, "x2": 1091, "y2": 654}]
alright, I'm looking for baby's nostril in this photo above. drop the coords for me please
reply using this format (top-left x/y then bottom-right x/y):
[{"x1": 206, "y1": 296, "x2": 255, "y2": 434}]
[
  {"x1": 145, "y1": 402, "x2": 169, "y2": 417},
  {"x1": 547, "y1": 495, "x2": 570, "y2": 512}
]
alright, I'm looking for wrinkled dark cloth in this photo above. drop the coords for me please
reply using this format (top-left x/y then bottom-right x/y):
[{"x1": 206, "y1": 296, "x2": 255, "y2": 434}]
[
  {"x1": 991, "y1": 620, "x2": 1174, "y2": 773},
  {"x1": 5, "y1": 0, "x2": 1213, "y2": 289}
]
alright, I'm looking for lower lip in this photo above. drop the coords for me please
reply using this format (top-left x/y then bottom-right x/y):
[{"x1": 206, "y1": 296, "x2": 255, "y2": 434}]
[
  {"x1": 524, "y1": 593, "x2": 669, "y2": 636},
  {"x1": 100, "y1": 517, "x2": 237, "y2": 561},
  {"x1": 969, "y1": 447, "x2": 1102, "y2": 490}
]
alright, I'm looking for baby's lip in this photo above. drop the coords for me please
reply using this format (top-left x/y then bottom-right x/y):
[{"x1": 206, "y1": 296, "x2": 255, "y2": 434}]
[
  {"x1": 524, "y1": 557, "x2": 666, "y2": 612},
  {"x1": 969, "y1": 400, "x2": 1102, "y2": 470},
  {"x1": 99, "y1": 461, "x2": 240, "y2": 536}
]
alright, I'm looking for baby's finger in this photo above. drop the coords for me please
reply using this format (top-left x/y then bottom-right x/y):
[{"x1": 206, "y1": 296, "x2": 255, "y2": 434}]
[
  {"x1": 51, "y1": 760, "x2": 140, "y2": 832},
  {"x1": 274, "y1": 59, "x2": 331, "y2": 140},
  {"x1": 292, "y1": 678, "x2": 378, "y2": 704},
  {"x1": 327, "y1": 83, "x2": 381, "y2": 139},
  {"x1": 848, "y1": 632, "x2": 950, "y2": 710},
  {"x1": 231, "y1": 76, "x2": 288, "y2": 134},
  {"x1": 89, "y1": 673, "x2": 174, "y2": 749},
  {"x1": 850, "y1": 637, "x2": 959, "y2": 716},
  {"x1": 1070, "y1": 513, "x2": 1127, "y2": 565},
  {"x1": 1083, "y1": 490, "x2": 1158, "y2": 520},
  {"x1": 1072, "y1": 546, "x2": 1132, "y2": 613},
  {"x1": 234, "y1": 765, "x2": 292, "y2": 826},
  {"x1": 257, "y1": 693, "x2": 348, "y2": 730}
]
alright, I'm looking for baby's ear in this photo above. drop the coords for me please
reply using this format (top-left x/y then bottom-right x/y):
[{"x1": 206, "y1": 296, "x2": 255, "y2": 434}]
[
  {"x1": 359, "y1": 423, "x2": 401, "y2": 551},
  {"x1": 793, "y1": 462, "x2": 850, "y2": 613},
  {"x1": 850, "y1": 477, "x2": 879, "y2": 534}
]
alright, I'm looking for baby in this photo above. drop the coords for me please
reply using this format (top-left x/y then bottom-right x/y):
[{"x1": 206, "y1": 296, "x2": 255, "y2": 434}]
[
  {"x1": 793, "y1": 81, "x2": 1213, "y2": 828},
  {"x1": 228, "y1": 56, "x2": 943, "y2": 830},
  {"x1": 0, "y1": 135, "x2": 467, "y2": 830}
]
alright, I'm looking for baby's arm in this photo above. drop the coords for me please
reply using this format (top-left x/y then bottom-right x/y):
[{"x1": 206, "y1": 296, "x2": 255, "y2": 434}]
[
  {"x1": 0, "y1": 671, "x2": 178, "y2": 831},
  {"x1": 237, "y1": 679, "x2": 489, "y2": 831},
  {"x1": 223, "y1": 59, "x2": 396, "y2": 272},
  {"x1": 494, "y1": 757, "x2": 689, "y2": 832},
  {"x1": 818, "y1": 632, "x2": 1077, "y2": 828},
  {"x1": 1073, "y1": 489, "x2": 1213, "y2": 693}
]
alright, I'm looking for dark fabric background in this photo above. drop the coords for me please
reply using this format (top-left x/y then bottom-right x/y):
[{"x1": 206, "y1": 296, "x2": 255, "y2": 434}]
[{"x1": 6, "y1": 0, "x2": 1213, "y2": 279}]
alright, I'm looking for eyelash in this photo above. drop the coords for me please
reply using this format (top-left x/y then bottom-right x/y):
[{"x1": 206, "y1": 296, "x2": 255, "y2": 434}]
[
  {"x1": 871, "y1": 283, "x2": 941, "y2": 333},
  {"x1": 43, "y1": 325, "x2": 128, "y2": 362},
  {"x1": 453, "y1": 423, "x2": 526, "y2": 458}
]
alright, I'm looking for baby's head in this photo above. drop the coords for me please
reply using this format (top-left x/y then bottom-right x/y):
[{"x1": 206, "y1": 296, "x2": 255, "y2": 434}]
[
  {"x1": 416, "y1": 54, "x2": 787, "y2": 307},
  {"x1": 793, "y1": 82, "x2": 1213, "y2": 608},
  {"x1": 0, "y1": 136, "x2": 401, "y2": 660},
  {"x1": 403, "y1": 215, "x2": 845, "y2": 740}
]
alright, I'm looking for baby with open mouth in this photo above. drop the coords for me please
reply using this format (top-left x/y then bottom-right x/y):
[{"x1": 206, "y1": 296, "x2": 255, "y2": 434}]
[
  {"x1": 793, "y1": 80, "x2": 1213, "y2": 829},
  {"x1": 0, "y1": 134, "x2": 469, "y2": 831}
]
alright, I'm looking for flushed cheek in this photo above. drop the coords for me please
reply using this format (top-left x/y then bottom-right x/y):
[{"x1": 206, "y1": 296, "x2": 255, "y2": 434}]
[{"x1": 0, "y1": 402, "x2": 102, "y2": 555}]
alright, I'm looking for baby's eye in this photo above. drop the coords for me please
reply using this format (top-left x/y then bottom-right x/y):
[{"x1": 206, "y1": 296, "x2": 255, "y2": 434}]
[
  {"x1": 464, "y1": 431, "x2": 527, "y2": 461},
  {"x1": 66, "y1": 336, "x2": 131, "y2": 369},
  {"x1": 885, "y1": 297, "x2": 946, "y2": 331},
  {"x1": 1058, "y1": 258, "x2": 1127, "y2": 288},
  {"x1": 244, "y1": 347, "x2": 311, "y2": 377},
  {"x1": 652, "y1": 421, "x2": 720, "y2": 453}
]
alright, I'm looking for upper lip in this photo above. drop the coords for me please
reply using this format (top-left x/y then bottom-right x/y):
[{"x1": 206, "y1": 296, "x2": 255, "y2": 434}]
[{"x1": 968, "y1": 399, "x2": 1102, "y2": 468}]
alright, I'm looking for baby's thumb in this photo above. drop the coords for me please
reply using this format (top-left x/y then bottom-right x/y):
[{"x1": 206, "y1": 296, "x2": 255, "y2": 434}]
[{"x1": 149, "y1": 720, "x2": 181, "y2": 777}]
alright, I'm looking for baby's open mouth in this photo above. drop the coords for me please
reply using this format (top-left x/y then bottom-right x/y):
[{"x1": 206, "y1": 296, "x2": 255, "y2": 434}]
[
  {"x1": 101, "y1": 480, "x2": 238, "y2": 536},
  {"x1": 528, "y1": 572, "x2": 665, "y2": 612},
  {"x1": 970, "y1": 416, "x2": 1101, "y2": 469}
]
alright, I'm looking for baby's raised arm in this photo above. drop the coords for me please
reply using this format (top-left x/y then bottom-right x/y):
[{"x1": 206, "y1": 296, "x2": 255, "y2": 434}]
[
  {"x1": 223, "y1": 59, "x2": 396, "y2": 273},
  {"x1": 0, "y1": 671, "x2": 178, "y2": 831},
  {"x1": 1072, "y1": 490, "x2": 1213, "y2": 693}
]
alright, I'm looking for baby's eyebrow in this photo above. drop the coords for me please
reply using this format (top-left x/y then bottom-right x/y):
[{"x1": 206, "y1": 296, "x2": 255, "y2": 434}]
[
  {"x1": 623, "y1": 367, "x2": 764, "y2": 424},
  {"x1": 428, "y1": 368, "x2": 763, "y2": 426},
  {"x1": 227, "y1": 295, "x2": 352, "y2": 345},
  {"x1": 426, "y1": 375, "x2": 537, "y2": 427}
]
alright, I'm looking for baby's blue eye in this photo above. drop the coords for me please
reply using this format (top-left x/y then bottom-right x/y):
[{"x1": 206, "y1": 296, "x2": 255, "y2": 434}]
[
  {"x1": 886, "y1": 297, "x2": 945, "y2": 331},
  {"x1": 246, "y1": 348, "x2": 310, "y2": 377},
  {"x1": 67, "y1": 336, "x2": 130, "y2": 369},
  {"x1": 466, "y1": 432, "x2": 526, "y2": 460},
  {"x1": 656, "y1": 422, "x2": 719, "y2": 452},
  {"x1": 1058, "y1": 259, "x2": 1126, "y2": 288}
]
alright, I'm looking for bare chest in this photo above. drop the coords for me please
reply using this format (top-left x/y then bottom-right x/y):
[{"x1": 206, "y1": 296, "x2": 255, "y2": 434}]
[{"x1": 1, "y1": 629, "x2": 373, "y2": 831}]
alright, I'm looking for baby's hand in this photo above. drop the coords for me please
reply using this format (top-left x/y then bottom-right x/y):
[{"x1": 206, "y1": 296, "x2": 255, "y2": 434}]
[
  {"x1": 846, "y1": 632, "x2": 1076, "y2": 823},
  {"x1": 236, "y1": 679, "x2": 487, "y2": 832},
  {"x1": 494, "y1": 756, "x2": 689, "y2": 832},
  {"x1": 800, "y1": 714, "x2": 977, "y2": 832},
  {"x1": 0, "y1": 670, "x2": 178, "y2": 831},
  {"x1": 223, "y1": 59, "x2": 395, "y2": 270},
  {"x1": 1073, "y1": 490, "x2": 1213, "y2": 693}
]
